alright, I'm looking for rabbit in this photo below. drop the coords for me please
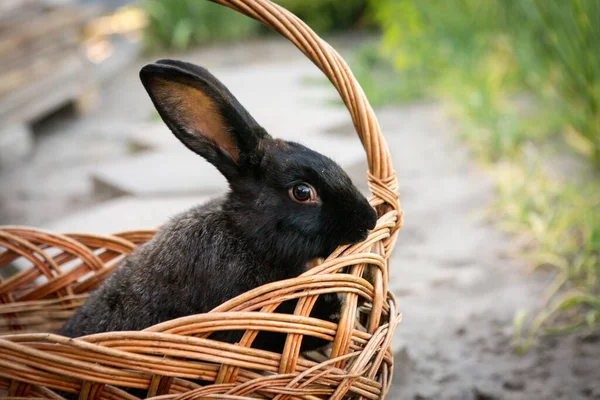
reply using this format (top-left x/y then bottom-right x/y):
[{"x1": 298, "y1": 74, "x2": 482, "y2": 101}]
[{"x1": 60, "y1": 59, "x2": 378, "y2": 354}]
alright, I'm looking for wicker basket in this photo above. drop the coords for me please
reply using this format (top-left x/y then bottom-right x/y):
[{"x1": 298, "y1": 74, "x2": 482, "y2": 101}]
[{"x1": 0, "y1": 0, "x2": 402, "y2": 398}]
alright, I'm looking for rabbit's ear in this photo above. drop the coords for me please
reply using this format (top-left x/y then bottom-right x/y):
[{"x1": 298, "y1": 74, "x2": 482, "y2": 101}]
[{"x1": 140, "y1": 59, "x2": 269, "y2": 179}]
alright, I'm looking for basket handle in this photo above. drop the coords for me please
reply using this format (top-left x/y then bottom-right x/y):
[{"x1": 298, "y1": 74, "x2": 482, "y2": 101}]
[{"x1": 209, "y1": 0, "x2": 401, "y2": 226}]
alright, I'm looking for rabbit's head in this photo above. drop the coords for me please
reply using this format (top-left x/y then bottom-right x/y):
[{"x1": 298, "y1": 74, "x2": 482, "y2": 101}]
[{"x1": 140, "y1": 60, "x2": 377, "y2": 268}]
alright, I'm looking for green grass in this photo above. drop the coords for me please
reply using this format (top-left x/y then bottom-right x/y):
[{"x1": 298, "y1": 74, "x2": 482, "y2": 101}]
[
  {"x1": 513, "y1": 0, "x2": 600, "y2": 168},
  {"x1": 358, "y1": 0, "x2": 600, "y2": 348},
  {"x1": 498, "y1": 161, "x2": 600, "y2": 351},
  {"x1": 352, "y1": 42, "x2": 428, "y2": 107},
  {"x1": 272, "y1": 0, "x2": 369, "y2": 35},
  {"x1": 141, "y1": 0, "x2": 260, "y2": 51},
  {"x1": 140, "y1": 0, "x2": 370, "y2": 52}
]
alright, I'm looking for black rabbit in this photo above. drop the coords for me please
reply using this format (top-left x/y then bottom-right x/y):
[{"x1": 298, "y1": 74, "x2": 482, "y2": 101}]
[{"x1": 61, "y1": 59, "x2": 377, "y2": 353}]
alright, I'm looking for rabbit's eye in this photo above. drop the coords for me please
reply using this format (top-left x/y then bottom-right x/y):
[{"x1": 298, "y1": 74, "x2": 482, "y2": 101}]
[{"x1": 289, "y1": 183, "x2": 317, "y2": 204}]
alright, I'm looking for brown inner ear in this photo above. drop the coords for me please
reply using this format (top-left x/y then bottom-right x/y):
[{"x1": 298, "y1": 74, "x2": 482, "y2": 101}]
[{"x1": 153, "y1": 78, "x2": 240, "y2": 162}]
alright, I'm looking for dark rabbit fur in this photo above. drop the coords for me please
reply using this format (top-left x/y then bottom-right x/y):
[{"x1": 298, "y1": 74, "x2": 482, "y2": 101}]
[{"x1": 61, "y1": 59, "x2": 377, "y2": 353}]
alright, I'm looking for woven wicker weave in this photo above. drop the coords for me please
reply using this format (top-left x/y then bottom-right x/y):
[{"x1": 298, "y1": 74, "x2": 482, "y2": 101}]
[{"x1": 0, "y1": 0, "x2": 403, "y2": 398}]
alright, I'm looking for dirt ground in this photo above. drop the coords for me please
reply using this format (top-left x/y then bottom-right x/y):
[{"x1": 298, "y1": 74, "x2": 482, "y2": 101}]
[
  {"x1": 375, "y1": 103, "x2": 600, "y2": 400},
  {"x1": 1, "y1": 37, "x2": 598, "y2": 399}
]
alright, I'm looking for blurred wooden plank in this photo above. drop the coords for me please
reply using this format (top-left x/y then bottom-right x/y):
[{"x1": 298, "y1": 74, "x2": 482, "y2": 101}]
[
  {"x1": 0, "y1": 0, "x2": 42, "y2": 20},
  {"x1": 0, "y1": 51, "x2": 91, "y2": 124},
  {"x1": 0, "y1": 2, "x2": 46, "y2": 31},
  {"x1": 0, "y1": 6, "x2": 87, "y2": 55},
  {"x1": 0, "y1": 29, "x2": 78, "y2": 75},
  {"x1": 0, "y1": 46, "x2": 81, "y2": 96},
  {"x1": 0, "y1": 0, "x2": 97, "y2": 132}
]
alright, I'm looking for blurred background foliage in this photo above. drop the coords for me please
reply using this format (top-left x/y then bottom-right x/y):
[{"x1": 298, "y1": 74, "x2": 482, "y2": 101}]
[
  {"x1": 142, "y1": 0, "x2": 258, "y2": 50},
  {"x1": 359, "y1": 0, "x2": 600, "y2": 349},
  {"x1": 139, "y1": 0, "x2": 599, "y2": 348},
  {"x1": 272, "y1": 0, "x2": 369, "y2": 34},
  {"x1": 141, "y1": 0, "x2": 370, "y2": 51}
]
